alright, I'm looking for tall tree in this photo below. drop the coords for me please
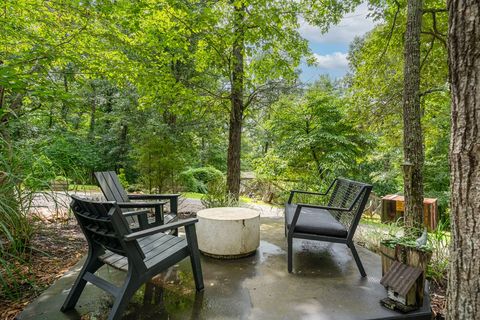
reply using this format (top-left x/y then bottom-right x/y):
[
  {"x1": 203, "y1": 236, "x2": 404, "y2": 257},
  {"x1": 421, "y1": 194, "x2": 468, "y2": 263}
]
[
  {"x1": 402, "y1": 0, "x2": 425, "y2": 233},
  {"x1": 191, "y1": 0, "x2": 360, "y2": 200},
  {"x1": 226, "y1": 1, "x2": 246, "y2": 198},
  {"x1": 446, "y1": 1, "x2": 480, "y2": 318}
]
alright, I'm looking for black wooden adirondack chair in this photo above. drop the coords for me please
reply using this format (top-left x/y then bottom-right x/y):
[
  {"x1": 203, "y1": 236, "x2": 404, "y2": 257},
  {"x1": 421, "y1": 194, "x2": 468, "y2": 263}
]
[
  {"x1": 94, "y1": 171, "x2": 179, "y2": 228},
  {"x1": 61, "y1": 195, "x2": 204, "y2": 320},
  {"x1": 285, "y1": 178, "x2": 372, "y2": 277}
]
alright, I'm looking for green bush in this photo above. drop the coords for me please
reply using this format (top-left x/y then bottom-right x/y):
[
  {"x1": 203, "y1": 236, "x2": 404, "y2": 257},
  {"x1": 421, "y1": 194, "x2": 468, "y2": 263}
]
[
  {"x1": 179, "y1": 167, "x2": 224, "y2": 193},
  {"x1": 117, "y1": 168, "x2": 129, "y2": 189},
  {"x1": 201, "y1": 177, "x2": 238, "y2": 208}
]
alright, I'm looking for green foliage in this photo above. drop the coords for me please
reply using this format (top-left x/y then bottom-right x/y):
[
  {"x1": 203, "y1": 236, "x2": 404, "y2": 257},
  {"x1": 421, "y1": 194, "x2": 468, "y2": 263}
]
[
  {"x1": 117, "y1": 169, "x2": 129, "y2": 189},
  {"x1": 42, "y1": 133, "x2": 101, "y2": 183},
  {"x1": 201, "y1": 177, "x2": 239, "y2": 208},
  {"x1": 253, "y1": 78, "x2": 371, "y2": 193},
  {"x1": 179, "y1": 167, "x2": 224, "y2": 193},
  {"x1": 345, "y1": 0, "x2": 450, "y2": 205},
  {"x1": 426, "y1": 220, "x2": 450, "y2": 283},
  {"x1": 0, "y1": 140, "x2": 42, "y2": 299}
]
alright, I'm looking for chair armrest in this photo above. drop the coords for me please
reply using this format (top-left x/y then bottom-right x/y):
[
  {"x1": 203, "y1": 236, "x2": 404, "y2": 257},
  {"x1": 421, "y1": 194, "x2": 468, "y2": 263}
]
[
  {"x1": 296, "y1": 203, "x2": 351, "y2": 212},
  {"x1": 288, "y1": 179, "x2": 337, "y2": 204},
  {"x1": 117, "y1": 201, "x2": 167, "y2": 209},
  {"x1": 122, "y1": 209, "x2": 150, "y2": 217},
  {"x1": 128, "y1": 195, "x2": 179, "y2": 215},
  {"x1": 124, "y1": 218, "x2": 198, "y2": 241},
  {"x1": 128, "y1": 194, "x2": 180, "y2": 200},
  {"x1": 290, "y1": 190, "x2": 329, "y2": 196},
  {"x1": 288, "y1": 190, "x2": 329, "y2": 203}
]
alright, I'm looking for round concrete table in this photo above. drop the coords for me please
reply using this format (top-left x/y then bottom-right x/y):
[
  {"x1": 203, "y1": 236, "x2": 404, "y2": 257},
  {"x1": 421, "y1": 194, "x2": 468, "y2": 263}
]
[{"x1": 196, "y1": 207, "x2": 260, "y2": 259}]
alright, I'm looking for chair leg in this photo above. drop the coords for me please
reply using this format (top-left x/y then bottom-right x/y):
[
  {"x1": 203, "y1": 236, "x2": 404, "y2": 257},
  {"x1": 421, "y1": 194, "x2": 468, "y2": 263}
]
[
  {"x1": 348, "y1": 242, "x2": 366, "y2": 277},
  {"x1": 61, "y1": 249, "x2": 104, "y2": 311},
  {"x1": 107, "y1": 273, "x2": 140, "y2": 320},
  {"x1": 189, "y1": 250, "x2": 204, "y2": 291},
  {"x1": 185, "y1": 224, "x2": 204, "y2": 291},
  {"x1": 287, "y1": 235, "x2": 293, "y2": 273}
]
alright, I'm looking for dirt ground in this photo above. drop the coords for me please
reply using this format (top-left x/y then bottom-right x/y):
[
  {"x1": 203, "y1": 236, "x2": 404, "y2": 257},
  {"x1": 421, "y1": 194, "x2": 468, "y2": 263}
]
[{"x1": 0, "y1": 220, "x2": 86, "y2": 320}]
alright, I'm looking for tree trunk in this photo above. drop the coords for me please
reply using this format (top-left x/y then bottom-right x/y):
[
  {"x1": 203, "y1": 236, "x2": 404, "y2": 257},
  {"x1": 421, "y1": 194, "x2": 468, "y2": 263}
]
[
  {"x1": 89, "y1": 100, "x2": 96, "y2": 136},
  {"x1": 226, "y1": 2, "x2": 245, "y2": 200},
  {"x1": 446, "y1": 1, "x2": 480, "y2": 319},
  {"x1": 402, "y1": 0, "x2": 424, "y2": 235},
  {"x1": 61, "y1": 72, "x2": 69, "y2": 122}
]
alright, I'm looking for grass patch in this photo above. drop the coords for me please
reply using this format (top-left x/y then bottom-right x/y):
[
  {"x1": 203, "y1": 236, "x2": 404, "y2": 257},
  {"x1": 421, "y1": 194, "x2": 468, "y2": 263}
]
[
  {"x1": 68, "y1": 184, "x2": 100, "y2": 192},
  {"x1": 181, "y1": 192, "x2": 204, "y2": 200}
]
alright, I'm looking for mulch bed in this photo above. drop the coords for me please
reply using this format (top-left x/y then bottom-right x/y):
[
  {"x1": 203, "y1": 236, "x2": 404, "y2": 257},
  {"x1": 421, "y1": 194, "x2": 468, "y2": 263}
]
[
  {"x1": 430, "y1": 280, "x2": 447, "y2": 319},
  {"x1": 0, "y1": 220, "x2": 86, "y2": 320}
]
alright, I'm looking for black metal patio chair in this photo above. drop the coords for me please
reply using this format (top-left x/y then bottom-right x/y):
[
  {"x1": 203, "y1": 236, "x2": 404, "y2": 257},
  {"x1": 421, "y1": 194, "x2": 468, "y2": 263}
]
[
  {"x1": 285, "y1": 178, "x2": 372, "y2": 277},
  {"x1": 61, "y1": 195, "x2": 204, "y2": 320}
]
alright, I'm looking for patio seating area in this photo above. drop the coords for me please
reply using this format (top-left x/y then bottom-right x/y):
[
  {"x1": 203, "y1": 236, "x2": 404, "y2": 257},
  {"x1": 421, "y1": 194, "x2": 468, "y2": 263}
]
[{"x1": 18, "y1": 217, "x2": 431, "y2": 320}]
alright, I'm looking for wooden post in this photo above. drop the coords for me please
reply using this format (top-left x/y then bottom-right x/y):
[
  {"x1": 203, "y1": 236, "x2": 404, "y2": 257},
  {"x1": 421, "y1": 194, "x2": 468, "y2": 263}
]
[{"x1": 380, "y1": 241, "x2": 396, "y2": 276}]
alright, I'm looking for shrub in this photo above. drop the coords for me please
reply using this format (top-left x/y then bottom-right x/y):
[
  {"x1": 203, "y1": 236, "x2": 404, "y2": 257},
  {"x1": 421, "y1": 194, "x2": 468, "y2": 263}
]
[
  {"x1": 201, "y1": 177, "x2": 238, "y2": 208},
  {"x1": 179, "y1": 167, "x2": 224, "y2": 193},
  {"x1": 117, "y1": 168, "x2": 129, "y2": 189}
]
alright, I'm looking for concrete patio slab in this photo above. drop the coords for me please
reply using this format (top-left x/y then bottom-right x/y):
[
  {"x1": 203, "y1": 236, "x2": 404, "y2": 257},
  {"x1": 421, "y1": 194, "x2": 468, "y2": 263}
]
[{"x1": 18, "y1": 218, "x2": 431, "y2": 320}]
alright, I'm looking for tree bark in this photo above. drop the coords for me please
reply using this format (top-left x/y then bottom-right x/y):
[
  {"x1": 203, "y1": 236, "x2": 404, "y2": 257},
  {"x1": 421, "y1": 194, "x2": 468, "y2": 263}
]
[
  {"x1": 89, "y1": 99, "x2": 96, "y2": 136},
  {"x1": 226, "y1": 2, "x2": 245, "y2": 200},
  {"x1": 446, "y1": 2, "x2": 480, "y2": 319},
  {"x1": 61, "y1": 72, "x2": 69, "y2": 122},
  {"x1": 402, "y1": 0, "x2": 425, "y2": 235}
]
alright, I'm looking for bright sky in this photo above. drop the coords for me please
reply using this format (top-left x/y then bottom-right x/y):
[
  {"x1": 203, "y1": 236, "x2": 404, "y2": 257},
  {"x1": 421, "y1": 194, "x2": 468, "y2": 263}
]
[{"x1": 299, "y1": 3, "x2": 376, "y2": 82}]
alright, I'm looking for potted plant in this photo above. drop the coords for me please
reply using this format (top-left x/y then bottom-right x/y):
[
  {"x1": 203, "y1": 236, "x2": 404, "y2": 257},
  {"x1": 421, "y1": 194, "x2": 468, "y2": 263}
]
[{"x1": 380, "y1": 229, "x2": 432, "y2": 309}]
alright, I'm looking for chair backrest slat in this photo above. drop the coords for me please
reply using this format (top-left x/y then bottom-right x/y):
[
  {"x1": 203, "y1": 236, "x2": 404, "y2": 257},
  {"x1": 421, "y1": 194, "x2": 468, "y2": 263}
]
[
  {"x1": 70, "y1": 195, "x2": 143, "y2": 258},
  {"x1": 95, "y1": 171, "x2": 129, "y2": 203}
]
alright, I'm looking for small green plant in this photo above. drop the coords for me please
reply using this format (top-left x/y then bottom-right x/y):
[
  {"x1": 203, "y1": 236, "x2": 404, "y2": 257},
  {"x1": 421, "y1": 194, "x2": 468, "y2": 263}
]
[
  {"x1": 117, "y1": 168, "x2": 129, "y2": 189},
  {"x1": 201, "y1": 177, "x2": 238, "y2": 208},
  {"x1": 425, "y1": 220, "x2": 450, "y2": 284}
]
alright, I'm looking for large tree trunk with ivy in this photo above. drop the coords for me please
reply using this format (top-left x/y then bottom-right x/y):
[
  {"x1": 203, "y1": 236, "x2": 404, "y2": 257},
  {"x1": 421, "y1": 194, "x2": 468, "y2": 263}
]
[
  {"x1": 402, "y1": 0, "x2": 424, "y2": 235},
  {"x1": 226, "y1": 2, "x2": 245, "y2": 201},
  {"x1": 446, "y1": 1, "x2": 480, "y2": 318}
]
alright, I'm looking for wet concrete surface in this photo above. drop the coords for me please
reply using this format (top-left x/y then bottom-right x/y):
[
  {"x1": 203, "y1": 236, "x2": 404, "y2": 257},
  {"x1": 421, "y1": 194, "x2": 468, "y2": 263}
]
[{"x1": 18, "y1": 218, "x2": 430, "y2": 320}]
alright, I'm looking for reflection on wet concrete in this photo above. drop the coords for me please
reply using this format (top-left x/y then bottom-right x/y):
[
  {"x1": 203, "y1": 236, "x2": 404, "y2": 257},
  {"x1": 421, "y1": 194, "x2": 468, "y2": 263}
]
[{"x1": 18, "y1": 218, "x2": 431, "y2": 320}]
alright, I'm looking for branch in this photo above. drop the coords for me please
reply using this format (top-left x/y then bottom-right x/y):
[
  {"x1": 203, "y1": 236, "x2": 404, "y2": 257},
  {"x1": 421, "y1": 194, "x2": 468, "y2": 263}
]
[
  {"x1": 419, "y1": 87, "x2": 448, "y2": 97},
  {"x1": 243, "y1": 80, "x2": 287, "y2": 110},
  {"x1": 431, "y1": 12, "x2": 446, "y2": 38},
  {"x1": 422, "y1": 8, "x2": 448, "y2": 14},
  {"x1": 421, "y1": 30, "x2": 447, "y2": 47},
  {"x1": 420, "y1": 36, "x2": 435, "y2": 70},
  {"x1": 378, "y1": 0, "x2": 401, "y2": 62}
]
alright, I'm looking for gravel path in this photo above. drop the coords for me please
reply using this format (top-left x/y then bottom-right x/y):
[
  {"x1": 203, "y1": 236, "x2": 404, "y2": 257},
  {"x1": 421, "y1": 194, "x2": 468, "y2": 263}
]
[{"x1": 30, "y1": 191, "x2": 284, "y2": 220}]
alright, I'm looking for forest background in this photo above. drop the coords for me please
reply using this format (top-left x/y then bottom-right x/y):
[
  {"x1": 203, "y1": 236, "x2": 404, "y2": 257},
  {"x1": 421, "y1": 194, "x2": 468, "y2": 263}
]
[
  {"x1": 1, "y1": 0, "x2": 450, "y2": 214},
  {"x1": 1, "y1": 0, "x2": 450, "y2": 249}
]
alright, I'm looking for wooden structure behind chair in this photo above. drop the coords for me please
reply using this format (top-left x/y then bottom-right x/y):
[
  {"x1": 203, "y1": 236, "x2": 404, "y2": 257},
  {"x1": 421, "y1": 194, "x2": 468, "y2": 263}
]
[{"x1": 381, "y1": 195, "x2": 438, "y2": 230}]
